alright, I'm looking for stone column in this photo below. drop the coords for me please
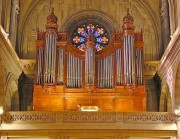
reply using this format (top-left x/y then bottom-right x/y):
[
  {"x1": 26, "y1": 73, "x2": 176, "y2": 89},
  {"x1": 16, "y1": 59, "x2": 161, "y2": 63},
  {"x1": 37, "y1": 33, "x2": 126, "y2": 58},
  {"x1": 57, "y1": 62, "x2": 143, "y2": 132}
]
[
  {"x1": 9, "y1": 0, "x2": 19, "y2": 49},
  {"x1": 160, "y1": 0, "x2": 171, "y2": 56}
]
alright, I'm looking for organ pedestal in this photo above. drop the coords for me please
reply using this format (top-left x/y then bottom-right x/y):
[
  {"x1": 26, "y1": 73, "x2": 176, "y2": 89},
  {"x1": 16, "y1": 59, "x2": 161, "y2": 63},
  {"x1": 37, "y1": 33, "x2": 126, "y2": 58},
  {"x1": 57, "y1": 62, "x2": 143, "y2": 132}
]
[{"x1": 33, "y1": 9, "x2": 146, "y2": 112}]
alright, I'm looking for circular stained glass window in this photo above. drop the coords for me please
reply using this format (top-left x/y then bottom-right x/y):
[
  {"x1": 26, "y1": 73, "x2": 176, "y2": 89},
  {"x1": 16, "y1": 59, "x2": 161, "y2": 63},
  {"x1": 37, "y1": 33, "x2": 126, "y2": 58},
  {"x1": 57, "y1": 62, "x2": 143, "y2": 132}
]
[{"x1": 72, "y1": 23, "x2": 109, "y2": 51}]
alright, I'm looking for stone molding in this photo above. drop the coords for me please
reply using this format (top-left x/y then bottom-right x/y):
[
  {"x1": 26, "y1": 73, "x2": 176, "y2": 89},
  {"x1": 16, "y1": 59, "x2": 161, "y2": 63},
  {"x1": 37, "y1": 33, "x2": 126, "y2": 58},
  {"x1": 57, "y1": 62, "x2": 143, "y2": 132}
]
[
  {"x1": 0, "y1": 26, "x2": 22, "y2": 78},
  {"x1": 3, "y1": 111, "x2": 175, "y2": 124},
  {"x1": 144, "y1": 61, "x2": 159, "y2": 76}
]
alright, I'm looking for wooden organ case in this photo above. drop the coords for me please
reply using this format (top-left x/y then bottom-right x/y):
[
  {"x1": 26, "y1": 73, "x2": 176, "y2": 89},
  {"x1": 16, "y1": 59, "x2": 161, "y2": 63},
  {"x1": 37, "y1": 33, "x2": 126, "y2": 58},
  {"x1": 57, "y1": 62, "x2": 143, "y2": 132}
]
[{"x1": 33, "y1": 9, "x2": 146, "y2": 112}]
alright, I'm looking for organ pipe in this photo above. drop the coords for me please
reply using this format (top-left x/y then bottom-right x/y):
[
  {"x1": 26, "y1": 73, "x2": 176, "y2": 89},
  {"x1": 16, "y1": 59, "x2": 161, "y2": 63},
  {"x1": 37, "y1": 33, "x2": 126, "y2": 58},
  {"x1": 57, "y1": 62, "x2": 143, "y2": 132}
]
[
  {"x1": 57, "y1": 48, "x2": 64, "y2": 85},
  {"x1": 67, "y1": 53, "x2": 83, "y2": 88},
  {"x1": 136, "y1": 48, "x2": 143, "y2": 85},
  {"x1": 85, "y1": 34, "x2": 96, "y2": 84},
  {"x1": 36, "y1": 47, "x2": 44, "y2": 85},
  {"x1": 97, "y1": 54, "x2": 114, "y2": 88},
  {"x1": 44, "y1": 33, "x2": 57, "y2": 84},
  {"x1": 116, "y1": 49, "x2": 123, "y2": 85}
]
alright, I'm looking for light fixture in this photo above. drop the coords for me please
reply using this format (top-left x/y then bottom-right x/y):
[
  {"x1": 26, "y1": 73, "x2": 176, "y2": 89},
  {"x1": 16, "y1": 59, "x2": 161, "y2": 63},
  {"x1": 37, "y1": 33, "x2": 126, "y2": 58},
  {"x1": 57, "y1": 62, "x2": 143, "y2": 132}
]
[
  {"x1": 0, "y1": 106, "x2": 4, "y2": 126},
  {"x1": 80, "y1": 106, "x2": 99, "y2": 112},
  {"x1": 0, "y1": 106, "x2": 4, "y2": 115},
  {"x1": 175, "y1": 109, "x2": 180, "y2": 116}
]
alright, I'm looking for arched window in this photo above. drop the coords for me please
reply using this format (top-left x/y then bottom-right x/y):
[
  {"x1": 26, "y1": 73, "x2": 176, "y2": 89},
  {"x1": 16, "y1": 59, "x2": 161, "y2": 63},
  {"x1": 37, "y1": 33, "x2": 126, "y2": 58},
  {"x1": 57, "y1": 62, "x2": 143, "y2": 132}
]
[{"x1": 72, "y1": 23, "x2": 109, "y2": 51}]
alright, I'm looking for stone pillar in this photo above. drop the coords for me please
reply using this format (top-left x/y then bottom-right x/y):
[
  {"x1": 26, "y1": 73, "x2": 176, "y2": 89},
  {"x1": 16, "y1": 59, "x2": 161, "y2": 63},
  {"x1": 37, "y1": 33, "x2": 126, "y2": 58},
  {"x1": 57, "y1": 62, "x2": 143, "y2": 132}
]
[
  {"x1": 9, "y1": 0, "x2": 19, "y2": 49},
  {"x1": 160, "y1": 0, "x2": 171, "y2": 56}
]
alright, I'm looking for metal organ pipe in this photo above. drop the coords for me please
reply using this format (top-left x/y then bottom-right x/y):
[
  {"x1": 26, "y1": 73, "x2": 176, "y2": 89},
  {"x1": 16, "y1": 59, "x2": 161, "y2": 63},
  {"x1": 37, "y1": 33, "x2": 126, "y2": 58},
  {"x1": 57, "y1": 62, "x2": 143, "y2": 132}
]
[
  {"x1": 97, "y1": 54, "x2": 113, "y2": 88},
  {"x1": 107, "y1": 56, "x2": 110, "y2": 88},
  {"x1": 44, "y1": 33, "x2": 57, "y2": 84},
  {"x1": 57, "y1": 48, "x2": 64, "y2": 85},
  {"x1": 123, "y1": 36, "x2": 127, "y2": 83},
  {"x1": 67, "y1": 53, "x2": 82, "y2": 88},
  {"x1": 139, "y1": 50, "x2": 143, "y2": 85},
  {"x1": 131, "y1": 36, "x2": 135, "y2": 83},
  {"x1": 136, "y1": 49, "x2": 143, "y2": 85},
  {"x1": 129, "y1": 36, "x2": 131, "y2": 83},
  {"x1": 85, "y1": 48, "x2": 95, "y2": 84},
  {"x1": 67, "y1": 54, "x2": 70, "y2": 87},
  {"x1": 36, "y1": 48, "x2": 44, "y2": 85},
  {"x1": 70, "y1": 54, "x2": 73, "y2": 87},
  {"x1": 116, "y1": 49, "x2": 123, "y2": 85},
  {"x1": 123, "y1": 34, "x2": 136, "y2": 86}
]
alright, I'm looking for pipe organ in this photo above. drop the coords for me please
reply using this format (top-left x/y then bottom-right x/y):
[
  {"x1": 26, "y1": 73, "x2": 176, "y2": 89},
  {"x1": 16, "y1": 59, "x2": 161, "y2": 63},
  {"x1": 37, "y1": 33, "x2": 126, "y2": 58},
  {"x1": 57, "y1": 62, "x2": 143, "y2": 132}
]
[{"x1": 33, "y1": 9, "x2": 146, "y2": 112}]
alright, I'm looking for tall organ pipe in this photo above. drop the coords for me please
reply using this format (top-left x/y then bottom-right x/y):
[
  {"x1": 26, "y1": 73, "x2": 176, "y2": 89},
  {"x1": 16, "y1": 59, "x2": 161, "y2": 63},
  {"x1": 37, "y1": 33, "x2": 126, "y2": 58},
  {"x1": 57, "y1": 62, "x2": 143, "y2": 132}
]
[
  {"x1": 67, "y1": 53, "x2": 82, "y2": 88},
  {"x1": 136, "y1": 49, "x2": 143, "y2": 85},
  {"x1": 36, "y1": 48, "x2": 44, "y2": 85},
  {"x1": 44, "y1": 33, "x2": 57, "y2": 84},
  {"x1": 57, "y1": 48, "x2": 64, "y2": 84},
  {"x1": 116, "y1": 49, "x2": 123, "y2": 85},
  {"x1": 97, "y1": 55, "x2": 113, "y2": 88},
  {"x1": 124, "y1": 35, "x2": 135, "y2": 85},
  {"x1": 85, "y1": 34, "x2": 95, "y2": 84},
  {"x1": 122, "y1": 9, "x2": 136, "y2": 88},
  {"x1": 85, "y1": 48, "x2": 95, "y2": 84}
]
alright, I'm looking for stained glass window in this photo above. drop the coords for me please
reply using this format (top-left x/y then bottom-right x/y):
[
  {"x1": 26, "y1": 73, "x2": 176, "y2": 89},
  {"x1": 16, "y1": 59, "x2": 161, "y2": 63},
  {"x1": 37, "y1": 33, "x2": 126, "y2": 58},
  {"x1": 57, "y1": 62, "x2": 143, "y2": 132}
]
[{"x1": 72, "y1": 23, "x2": 109, "y2": 51}]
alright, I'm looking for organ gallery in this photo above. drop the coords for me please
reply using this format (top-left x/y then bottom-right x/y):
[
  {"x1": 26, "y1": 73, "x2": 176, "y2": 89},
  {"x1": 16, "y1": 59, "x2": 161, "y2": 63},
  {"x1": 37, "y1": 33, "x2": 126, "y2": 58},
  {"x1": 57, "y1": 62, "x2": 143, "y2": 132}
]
[{"x1": 33, "y1": 8, "x2": 146, "y2": 112}]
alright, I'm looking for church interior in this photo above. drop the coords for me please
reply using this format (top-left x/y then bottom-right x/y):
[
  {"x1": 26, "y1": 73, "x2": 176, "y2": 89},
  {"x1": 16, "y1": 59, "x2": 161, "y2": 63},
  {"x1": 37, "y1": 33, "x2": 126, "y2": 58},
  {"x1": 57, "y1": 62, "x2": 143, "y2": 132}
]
[{"x1": 0, "y1": 0, "x2": 180, "y2": 138}]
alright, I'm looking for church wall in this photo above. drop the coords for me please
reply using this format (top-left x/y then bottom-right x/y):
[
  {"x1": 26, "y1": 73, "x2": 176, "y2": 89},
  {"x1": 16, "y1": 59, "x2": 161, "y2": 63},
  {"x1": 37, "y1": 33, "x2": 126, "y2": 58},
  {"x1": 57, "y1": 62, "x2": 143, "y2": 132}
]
[{"x1": 18, "y1": 0, "x2": 161, "y2": 61}]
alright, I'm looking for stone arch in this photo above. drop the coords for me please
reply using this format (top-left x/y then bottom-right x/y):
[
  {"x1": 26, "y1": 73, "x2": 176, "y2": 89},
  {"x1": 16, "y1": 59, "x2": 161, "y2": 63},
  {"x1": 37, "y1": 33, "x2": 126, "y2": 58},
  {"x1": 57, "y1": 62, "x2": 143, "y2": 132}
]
[
  {"x1": 4, "y1": 73, "x2": 19, "y2": 111},
  {"x1": 174, "y1": 63, "x2": 180, "y2": 110},
  {"x1": 18, "y1": 0, "x2": 160, "y2": 60},
  {"x1": 60, "y1": 9, "x2": 119, "y2": 43},
  {"x1": 0, "y1": 62, "x2": 5, "y2": 107}
]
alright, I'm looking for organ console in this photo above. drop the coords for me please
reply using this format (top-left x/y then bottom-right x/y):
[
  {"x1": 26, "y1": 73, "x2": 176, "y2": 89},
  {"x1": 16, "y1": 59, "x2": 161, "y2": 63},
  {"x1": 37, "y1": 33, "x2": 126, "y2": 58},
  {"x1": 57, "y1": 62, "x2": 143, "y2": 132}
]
[{"x1": 33, "y1": 8, "x2": 146, "y2": 112}]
